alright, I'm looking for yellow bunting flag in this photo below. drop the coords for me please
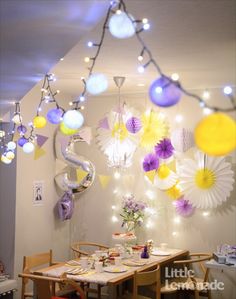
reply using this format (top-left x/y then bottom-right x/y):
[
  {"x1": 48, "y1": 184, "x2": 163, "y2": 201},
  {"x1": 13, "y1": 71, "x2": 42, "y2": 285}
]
[
  {"x1": 145, "y1": 170, "x2": 156, "y2": 184},
  {"x1": 98, "y1": 175, "x2": 111, "y2": 189},
  {"x1": 76, "y1": 168, "x2": 88, "y2": 183},
  {"x1": 34, "y1": 146, "x2": 46, "y2": 160}
]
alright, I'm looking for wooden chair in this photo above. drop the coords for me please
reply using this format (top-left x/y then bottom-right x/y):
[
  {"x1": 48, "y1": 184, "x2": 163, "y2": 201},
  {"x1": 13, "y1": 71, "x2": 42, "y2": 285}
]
[
  {"x1": 172, "y1": 253, "x2": 212, "y2": 299},
  {"x1": 70, "y1": 242, "x2": 109, "y2": 258},
  {"x1": 21, "y1": 250, "x2": 75, "y2": 299},
  {"x1": 70, "y1": 242, "x2": 109, "y2": 299},
  {"x1": 19, "y1": 273, "x2": 85, "y2": 299}
]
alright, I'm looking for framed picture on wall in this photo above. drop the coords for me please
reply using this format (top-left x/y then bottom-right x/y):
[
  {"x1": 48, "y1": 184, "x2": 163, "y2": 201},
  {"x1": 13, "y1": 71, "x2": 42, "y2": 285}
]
[{"x1": 33, "y1": 181, "x2": 44, "y2": 205}]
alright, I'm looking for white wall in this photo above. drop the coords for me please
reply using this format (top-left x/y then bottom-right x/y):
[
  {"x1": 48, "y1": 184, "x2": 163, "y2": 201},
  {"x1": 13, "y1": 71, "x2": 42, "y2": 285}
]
[{"x1": 11, "y1": 87, "x2": 236, "y2": 299}]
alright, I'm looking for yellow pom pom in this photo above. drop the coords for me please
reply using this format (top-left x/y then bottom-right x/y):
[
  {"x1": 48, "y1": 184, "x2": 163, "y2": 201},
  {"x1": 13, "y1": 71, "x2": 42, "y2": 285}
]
[
  {"x1": 33, "y1": 116, "x2": 47, "y2": 128},
  {"x1": 194, "y1": 113, "x2": 236, "y2": 156},
  {"x1": 60, "y1": 122, "x2": 78, "y2": 135}
]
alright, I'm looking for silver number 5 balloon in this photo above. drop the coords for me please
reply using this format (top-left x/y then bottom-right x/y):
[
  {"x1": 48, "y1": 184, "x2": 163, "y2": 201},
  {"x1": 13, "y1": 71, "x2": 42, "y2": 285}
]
[{"x1": 54, "y1": 130, "x2": 95, "y2": 194}]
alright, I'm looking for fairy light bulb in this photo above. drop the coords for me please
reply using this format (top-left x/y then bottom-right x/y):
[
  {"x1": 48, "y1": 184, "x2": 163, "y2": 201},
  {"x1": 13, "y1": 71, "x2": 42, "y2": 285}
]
[
  {"x1": 171, "y1": 73, "x2": 179, "y2": 81},
  {"x1": 175, "y1": 114, "x2": 183, "y2": 123},
  {"x1": 203, "y1": 90, "x2": 210, "y2": 99},
  {"x1": 12, "y1": 114, "x2": 22, "y2": 124},
  {"x1": 116, "y1": 9, "x2": 121, "y2": 14},
  {"x1": 80, "y1": 96, "x2": 85, "y2": 102},
  {"x1": 223, "y1": 86, "x2": 233, "y2": 95},
  {"x1": 84, "y1": 57, "x2": 90, "y2": 63},
  {"x1": 203, "y1": 108, "x2": 212, "y2": 115},
  {"x1": 69, "y1": 101, "x2": 73, "y2": 106},
  {"x1": 142, "y1": 18, "x2": 148, "y2": 24},
  {"x1": 143, "y1": 23, "x2": 150, "y2": 30},
  {"x1": 172, "y1": 231, "x2": 178, "y2": 236},
  {"x1": 0, "y1": 130, "x2": 5, "y2": 138},
  {"x1": 138, "y1": 55, "x2": 143, "y2": 62},
  {"x1": 112, "y1": 215, "x2": 118, "y2": 222},
  {"x1": 138, "y1": 65, "x2": 145, "y2": 73},
  {"x1": 87, "y1": 41, "x2": 93, "y2": 48},
  {"x1": 202, "y1": 211, "x2": 210, "y2": 217},
  {"x1": 7, "y1": 141, "x2": 16, "y2": 150},
  {"x1": 81, "y1": 106, "x2": 85, "y2": 110},
  {"x1": 174, "y1": 217, "x2": 181, "y2": 224},
  {"x1": 111, "y1": 205, "x2": 116, "y2": 210},
  {"x1": 114, "y1": 171, "x2": 121, "y2": 179},
  {"x1": 155, "y1": 86, "x2": 163, "y2": 94}
]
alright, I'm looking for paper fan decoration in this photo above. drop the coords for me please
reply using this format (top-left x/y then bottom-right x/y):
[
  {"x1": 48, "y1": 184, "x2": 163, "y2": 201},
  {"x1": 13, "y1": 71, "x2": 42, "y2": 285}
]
[
  {"x1": 143, "y1": 153, "x2": 159, "y2": 172},
  {"x1": 155, "y1": 138, "x2": 174, "y2": 159},
  {"x1": 97, "y1": 104, "x2": 139, "y2": 168},
  {"x1": 174, "y1": 198, "x2": 195, "y2": 217},
  {"x1": 140, "y1": 110, "x2": 169, "y2": 149},
  {"x1": 154, "y1": 164, "x2": 178, "y2": 190},
  {"x1": 177, "y1": 151, "x2": 234, "y2": 209},
  {"x1": 166, "y1": 181, "x2": 183, "y2": 199},
  {"x1": 171, "y1": 128, "x2": 194, "y2": 153}
]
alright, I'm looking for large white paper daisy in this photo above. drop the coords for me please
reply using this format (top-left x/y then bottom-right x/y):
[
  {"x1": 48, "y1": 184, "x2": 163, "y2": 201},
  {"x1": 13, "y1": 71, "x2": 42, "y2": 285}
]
[{"x1": 177, "y1": 151, "x2": 234, "y2": 209}]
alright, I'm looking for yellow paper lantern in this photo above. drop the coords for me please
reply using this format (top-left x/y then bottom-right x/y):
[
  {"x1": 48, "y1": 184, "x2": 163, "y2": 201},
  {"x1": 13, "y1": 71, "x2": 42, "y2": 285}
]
[
  {"x1": 33, "y1": 116, "x2": 47, "y2": 128},
  {"x1": 60, "y1": 122, "x2": 78, "y2": 135},
  {"x1": 194, "y1": 113, "x2": 236, "y2": 156}
]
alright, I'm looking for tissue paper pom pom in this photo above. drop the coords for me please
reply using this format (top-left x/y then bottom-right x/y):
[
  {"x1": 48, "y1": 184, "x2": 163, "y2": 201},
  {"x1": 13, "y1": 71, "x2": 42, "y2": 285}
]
[
  {"x1": 174, "y1": 198, "x2": 195, "y2": 217},
  {"x1": 155, "y1": 138, "x2": 174, "y2": 159},
  {"x1": 143, "y1": 153, "x2": 159, "y2": 172}
]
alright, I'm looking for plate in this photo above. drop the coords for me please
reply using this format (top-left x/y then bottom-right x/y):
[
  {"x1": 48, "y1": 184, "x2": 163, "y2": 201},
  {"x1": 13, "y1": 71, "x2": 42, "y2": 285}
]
[
  {"x1": 123, "y1": 260, "x2": 147, "y2": 267},
  {"x1": 151, "y1": 250, "x2": 171, "y2": 256},
  {"x1": 65, "y1": 260, "x2": 81, "y2": 267},
  {"x1": 104, "y1": 266, "x2": 128, "y2": 273}
]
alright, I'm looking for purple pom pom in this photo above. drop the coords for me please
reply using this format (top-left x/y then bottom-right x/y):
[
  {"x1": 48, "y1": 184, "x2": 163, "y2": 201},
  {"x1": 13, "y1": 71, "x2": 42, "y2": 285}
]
[
  {"x1": 174, "y1": 198, "x2": 195, "y2": 217},
  {"x1": 149, "y1": 76, "x2": 181, "y2": 107},
  {"x1": 126, "y1": 117, "x2": 142, "y2": 134},
  {"x1": 155, "y1": 138, "x2": 174, "y2": 159},
  {"x1": 143, "y1": 153, "x2": 159, "y2": 172}
]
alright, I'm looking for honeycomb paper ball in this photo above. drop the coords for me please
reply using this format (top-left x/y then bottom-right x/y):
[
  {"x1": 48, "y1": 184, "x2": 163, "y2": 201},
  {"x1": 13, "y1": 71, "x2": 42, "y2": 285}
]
[
  {"x1": 126, "y1": 117, "x2": 142, "y2": 134},
  {"x1": 194, "y1": 112, "x2": 236, "y2": 156},
  {"x1": 33, "y1": 116, "x2": 47, "y2": 128}
]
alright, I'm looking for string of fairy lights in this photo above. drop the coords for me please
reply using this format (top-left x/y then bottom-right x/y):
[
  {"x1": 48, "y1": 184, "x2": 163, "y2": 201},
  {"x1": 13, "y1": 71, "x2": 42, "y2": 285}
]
[{"x1": 1, "y1": 0, "x2": 235, "y2": 165}]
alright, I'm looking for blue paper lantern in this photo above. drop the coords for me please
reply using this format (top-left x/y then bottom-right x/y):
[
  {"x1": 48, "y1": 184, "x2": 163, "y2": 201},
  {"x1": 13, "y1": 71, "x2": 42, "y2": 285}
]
[
  {"x1": 17, "y1": 125, "x2": 27, "y2": 134},
  {"x1": 149, "y1": 76, "x2": 182, "y2": 107},
  {"x1": 18, "y1": 137, "x2": 28, "y2": 147},
  {"x1": 47, "y1": 108, "x2": 63, "y2": 124}
]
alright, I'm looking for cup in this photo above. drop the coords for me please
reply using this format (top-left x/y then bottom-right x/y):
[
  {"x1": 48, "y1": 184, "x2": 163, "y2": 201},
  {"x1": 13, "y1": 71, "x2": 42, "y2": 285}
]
[
  {"x1": 114, "y1": 256, "x2": 122, "y2": 266},
  {"x1": 160, "y1": 243, "x2": 168, "y2": 251},
  {"x1": 133, "y1": 251, "x2": 140, "y2": 260},
  {"x1": 80, "y1": 256, "x2": 88, "y2": 269},
  {"x1": 95, "y1": 261, "x2": 103, "y2": 273}
]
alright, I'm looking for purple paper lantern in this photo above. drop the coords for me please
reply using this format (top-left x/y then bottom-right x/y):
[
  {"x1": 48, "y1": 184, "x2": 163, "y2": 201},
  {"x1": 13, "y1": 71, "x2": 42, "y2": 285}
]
[
  {"x1": 18, "y1": 137, "x2": 28, "y2": 147},
  {"x1": 47, "y1": 108, "x2": 63, "y2": 124},
  {"x1": 143, "y1": 153, "x2": 159, "y2": 172},
  {"x1": 17, "y1": 125, "x2": 27, "y2": 134},
  {"x1": 174, "y1": 197, "x2": 195, "y2": 217},
  {"x1": 149, "y1": 76, "x2": 182, "y2": 107},
  {"x1": 126, "y1": 117, "x2": 142, "y2": 134},
  {"x1": 57, "y1": 191, "x2": 74, "y2": 221},
  {"x1": 155, "y1": 138, "x2": 174, "y2": 159}
]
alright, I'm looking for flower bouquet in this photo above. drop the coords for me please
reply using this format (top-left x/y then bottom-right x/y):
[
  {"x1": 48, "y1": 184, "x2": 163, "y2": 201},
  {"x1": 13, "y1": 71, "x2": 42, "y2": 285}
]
[{"x1": 120, "y1": 194, "x2": 147, "y2": 232}]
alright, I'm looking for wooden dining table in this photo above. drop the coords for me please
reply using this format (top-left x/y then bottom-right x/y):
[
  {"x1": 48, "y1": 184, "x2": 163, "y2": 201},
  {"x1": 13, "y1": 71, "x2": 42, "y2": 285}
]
[{"x1": 33, "y1": 248, "x2": 188, "y2": 299}]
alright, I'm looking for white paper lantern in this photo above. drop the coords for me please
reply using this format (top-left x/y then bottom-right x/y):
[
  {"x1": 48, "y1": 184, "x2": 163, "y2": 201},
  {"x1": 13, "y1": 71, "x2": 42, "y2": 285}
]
[
  {"x1": 63, "y1": 110, "x2": 84, "y2": 130},
  {"x1": 86, "y1": 73, "x2": 108, "y2": 95},
  {"x1": 12, "y1": 114, "x2": 22, "y2": 124},
  {"x1": 23, "y1": 142, "x2": 35, "y2": 154},
  {"x1": 109, "y1": 11, "x2": 135, "y2": 39},
  {"x1": 6, "y1": 151, "x2": 15, "y2": 160},
  {"x1": 7, "y1": 141, "x2": 16, "y2": 150},
  {"x1": 1, "y1": 155, "x2": 12, "y2": 164}
]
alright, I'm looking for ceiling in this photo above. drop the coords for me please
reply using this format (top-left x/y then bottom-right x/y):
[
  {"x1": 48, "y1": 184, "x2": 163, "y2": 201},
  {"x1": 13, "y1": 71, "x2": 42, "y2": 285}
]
[{"x1": 0, "y1": 0, "x2": 236, "y2": 117}]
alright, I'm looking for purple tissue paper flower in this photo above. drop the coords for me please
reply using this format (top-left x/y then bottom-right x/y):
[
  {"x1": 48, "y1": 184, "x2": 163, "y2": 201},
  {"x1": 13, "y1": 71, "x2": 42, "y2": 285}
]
[
  {"x1": 143, "y1": 153, "x2": 159, "y2": 172},
  {"x1": 57, "y1": 191, "x2": 74, "y2": 221},
  {"x1": 174, "y1": 198, "x2": 195, "y2": 217},
  {"x1": 155, "y1": 138, "x2": 174, "y2": 159}
]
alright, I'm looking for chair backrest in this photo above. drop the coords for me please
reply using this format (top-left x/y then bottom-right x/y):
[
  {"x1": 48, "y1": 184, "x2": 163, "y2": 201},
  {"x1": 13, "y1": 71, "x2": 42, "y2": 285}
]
[
  {"x1": 133, "y1": 265, "x2": 161, "y2": 299},
  {"x1": 21, "y1": 250, "x2": 53, "y2": 299},
  {"x1": 19, "y1": 273, "x2": 85, "y2": 299},
  {"x1": 173, "y1": 253, "x2": 212, "y2": 282},
  {"x1": 70, "y1": 242, "x2": 109, "y2": 258}
]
